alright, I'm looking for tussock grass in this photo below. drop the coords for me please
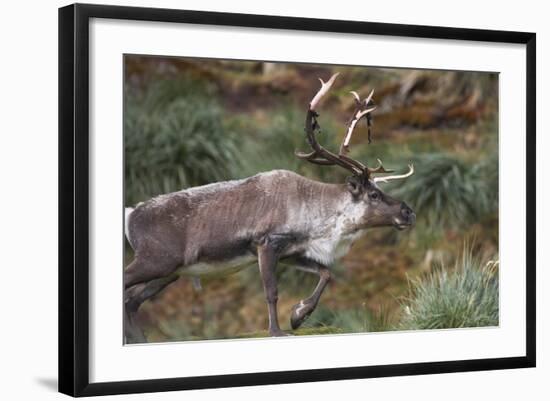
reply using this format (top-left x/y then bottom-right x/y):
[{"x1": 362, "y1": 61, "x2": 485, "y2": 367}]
[
  {"x1": 388, "y1": 152, "x2": 498, "y2": 228},
  {"x1": 400, "y1": 252, "x2": 499, "y2": 330},
  {"x1": 124, "y1": 76, "x2": 242, "y2": 205}
]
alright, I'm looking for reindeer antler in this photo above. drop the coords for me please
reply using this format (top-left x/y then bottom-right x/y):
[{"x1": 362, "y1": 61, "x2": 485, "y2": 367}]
[
  {"x1": 295, "y1": 73, "x2": 364, "y2": 175},
  {"x1": 368, "y1": 159, "x2": 395, "y2": 174},
  {"x1": 296, "y1": 73, "x2": 374, "y2": 176},
  {"x1": 296, "y1": 73, "x2": 414, "y2": 183},
  {"x1": 340, "y1": 89, "x2": 375, "y2": 155},
  {"x1": 373, "y1": 164, "x2": 415, "y2": 184}
]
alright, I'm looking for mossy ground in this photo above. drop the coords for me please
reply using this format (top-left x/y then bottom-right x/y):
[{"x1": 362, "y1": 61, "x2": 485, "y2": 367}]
[{"x1": 236, "y1": 327, "x2": 345, "y2": 339}]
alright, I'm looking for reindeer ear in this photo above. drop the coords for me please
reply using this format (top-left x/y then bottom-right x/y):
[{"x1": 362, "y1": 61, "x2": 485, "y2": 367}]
[{"x1": 346, "y1": 176, "x2": 363, "y2": 197}]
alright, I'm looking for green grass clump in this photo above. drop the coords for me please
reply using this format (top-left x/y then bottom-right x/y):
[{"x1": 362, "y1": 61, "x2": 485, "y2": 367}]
[
  {"x1": 400, "y1": 253, "x2": 499, "y2": 330},
  {"x1": 124, "y1": 76, "x2": 242, "y2": 205},
  {"x1": 388, "y1": 152, "x2": 497, "y2": 228}
]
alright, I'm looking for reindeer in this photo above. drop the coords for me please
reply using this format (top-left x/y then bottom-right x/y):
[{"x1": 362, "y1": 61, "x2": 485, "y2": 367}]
[{"x1": 123, "y1": 73, "x2": 415, "y2": 342}]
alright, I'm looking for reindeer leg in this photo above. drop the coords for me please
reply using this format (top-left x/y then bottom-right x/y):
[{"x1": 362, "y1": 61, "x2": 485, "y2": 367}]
[
  {"x1": 125, "y1": 275, "x2": 179, "y2": 314},
  {"x1": 257, "y1": 237, "x2": 289, "y2": 337},
  {"x1": 124, "y1": 255, "x2": 179, "y2": 289},
  {"x1": 124, "y1": 305, "x2": 147, "y2": 344},
  {"x1": 290, "y1": 265, "x2": 332, "y2": 330},
  {"x1": 124, "y1": 274, "x2": 179, "y2": 344}
]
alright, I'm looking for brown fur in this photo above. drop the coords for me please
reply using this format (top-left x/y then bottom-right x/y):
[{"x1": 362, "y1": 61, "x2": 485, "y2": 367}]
[{"x1": 127, "y1": 170, "x2": 343, "y2": 271}]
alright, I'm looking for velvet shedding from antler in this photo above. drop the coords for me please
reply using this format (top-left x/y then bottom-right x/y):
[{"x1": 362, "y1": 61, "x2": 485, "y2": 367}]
[{"x1": 296, "y1": 73, "x2": 414, "y2": 182}]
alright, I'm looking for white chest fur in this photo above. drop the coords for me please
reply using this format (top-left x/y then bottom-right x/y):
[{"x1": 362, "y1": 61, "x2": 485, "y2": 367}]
[{"x1": 303, "y1": 198, "x2": 366, "y2": 266}]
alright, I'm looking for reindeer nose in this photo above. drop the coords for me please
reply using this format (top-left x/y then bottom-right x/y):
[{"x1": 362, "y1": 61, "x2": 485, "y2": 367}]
[{"x1": 401, "y1": 203, "x2": 415, "y2": 223}]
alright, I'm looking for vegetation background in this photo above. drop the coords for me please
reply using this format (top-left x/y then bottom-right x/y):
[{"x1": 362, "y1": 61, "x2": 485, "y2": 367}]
[{"x1": 124, "y1": 55, "x2": 499, "y2": 342}]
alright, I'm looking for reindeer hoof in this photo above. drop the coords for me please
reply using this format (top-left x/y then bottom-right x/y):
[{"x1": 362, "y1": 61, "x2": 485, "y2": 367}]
[
  {"x1": 290, "y1": 300, "x2": 315, "y2": 330},
  {"x1": 269, "y1": 328, "x2": 291, "y2": 337}
]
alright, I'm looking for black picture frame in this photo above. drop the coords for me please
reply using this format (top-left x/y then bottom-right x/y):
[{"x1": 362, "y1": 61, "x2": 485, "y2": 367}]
[{"x1": 58, "y1": 3, "x2": 536, "y2": 397}]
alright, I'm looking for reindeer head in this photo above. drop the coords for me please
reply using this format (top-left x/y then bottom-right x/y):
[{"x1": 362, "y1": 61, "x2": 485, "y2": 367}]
[{"x1": 296, "y1": 73, "x2": 416, "y2": 231}]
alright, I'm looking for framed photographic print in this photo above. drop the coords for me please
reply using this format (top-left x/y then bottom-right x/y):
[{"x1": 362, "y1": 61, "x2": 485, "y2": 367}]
[{"x1": 58, "y1": 3, "x2": 536, "y2": 397}]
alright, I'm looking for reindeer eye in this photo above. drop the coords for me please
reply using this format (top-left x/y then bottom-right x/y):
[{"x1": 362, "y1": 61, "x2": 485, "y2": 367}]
[{"x1": 370, "y1": 192, "x2": 379, "y2": 200}]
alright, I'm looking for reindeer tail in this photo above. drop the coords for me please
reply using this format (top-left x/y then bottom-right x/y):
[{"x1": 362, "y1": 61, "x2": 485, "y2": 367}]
[{"x1": 124, "y1": 207, "x2": 135, "y2": 249}]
